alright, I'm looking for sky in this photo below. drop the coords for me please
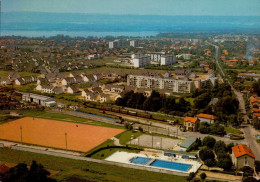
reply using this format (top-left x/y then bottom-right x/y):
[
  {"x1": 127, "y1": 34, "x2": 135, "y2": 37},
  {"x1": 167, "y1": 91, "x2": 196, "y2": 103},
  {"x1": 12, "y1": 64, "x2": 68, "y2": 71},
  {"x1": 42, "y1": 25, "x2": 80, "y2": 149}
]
[{"x1": 2, "y1": 0, "x2": 260, "y2": 16}]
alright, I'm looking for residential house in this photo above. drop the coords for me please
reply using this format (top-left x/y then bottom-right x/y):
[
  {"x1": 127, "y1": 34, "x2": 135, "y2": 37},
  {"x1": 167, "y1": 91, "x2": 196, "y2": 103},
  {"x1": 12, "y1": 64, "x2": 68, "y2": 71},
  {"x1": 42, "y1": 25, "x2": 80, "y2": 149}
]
[
  {"x1": 196, "y1": 113, "x2": 217, "y2": 124},
  {"x1": 231, "y1": 144, "x2": 255, "y2": 170},
  {"x1": 184, "y1": 117, "x2": 199, "y2": 131},
  {"x1": 0, "y1": 78, "x2": 12, "y2": 85},
  {"x1": 61, "y1": 77, "x2": 76, "y2": 86},
  {"x1": 67, "y1": 85, "x2": 80, "y2": 94},
  {"x1": 82, "y1": 90, "x2": 99, "y2": 102},
  {"x1": 105, "y1": 84, "x2": 125, "y2": 93},
  {"x1": 99, "y1": 93, "x2": 110, "y2": 103},
  {"x1": 81, "y1": 74, "x2": 95, "y2": 82},
  {"x1": 15, "y1": 76, "x2": 37, "y2": 85}
]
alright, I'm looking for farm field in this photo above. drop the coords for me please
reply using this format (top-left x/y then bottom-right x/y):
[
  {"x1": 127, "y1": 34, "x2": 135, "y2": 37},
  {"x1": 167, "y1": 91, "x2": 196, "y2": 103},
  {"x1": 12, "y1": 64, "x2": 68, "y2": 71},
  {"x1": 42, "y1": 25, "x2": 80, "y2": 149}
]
[{"x1": 0, "y1": 117, "x2": 124, "y2": 152}]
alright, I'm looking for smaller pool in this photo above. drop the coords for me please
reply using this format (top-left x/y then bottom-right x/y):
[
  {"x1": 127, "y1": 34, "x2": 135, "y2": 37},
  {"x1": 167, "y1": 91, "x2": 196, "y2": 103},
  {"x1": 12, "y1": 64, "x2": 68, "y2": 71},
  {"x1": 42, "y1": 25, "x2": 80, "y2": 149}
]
[
  {"x1": 150, "y1": 159, "x2": 191, "y2": 172},
  {"x1": 130, "y1": 157, "x2": 151, "y2": 165}
]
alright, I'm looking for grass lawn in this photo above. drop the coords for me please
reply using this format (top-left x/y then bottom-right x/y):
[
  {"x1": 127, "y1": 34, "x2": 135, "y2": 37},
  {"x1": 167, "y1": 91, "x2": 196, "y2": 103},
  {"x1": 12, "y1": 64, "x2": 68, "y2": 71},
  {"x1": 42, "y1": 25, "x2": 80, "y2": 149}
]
[
  {"x1": 115, "y1": 130, "x2": 143, "y2": 145},
  {"x1": 224, "y1": 126, "x2": 242, "y2": 135},
  {"x1": 86, "y1": 131, "x2": 143, "y2": 159},
  {"x1": 0, "y1": 148, "x2": 187, "y2": 182}
]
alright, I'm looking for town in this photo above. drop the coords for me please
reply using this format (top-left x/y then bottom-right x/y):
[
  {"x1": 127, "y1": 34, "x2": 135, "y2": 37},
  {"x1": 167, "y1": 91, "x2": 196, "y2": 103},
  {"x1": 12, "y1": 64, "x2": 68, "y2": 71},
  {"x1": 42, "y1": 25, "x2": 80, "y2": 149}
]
[{"x1": 0, "y1": 32, "x2": 260, "y2": 182}]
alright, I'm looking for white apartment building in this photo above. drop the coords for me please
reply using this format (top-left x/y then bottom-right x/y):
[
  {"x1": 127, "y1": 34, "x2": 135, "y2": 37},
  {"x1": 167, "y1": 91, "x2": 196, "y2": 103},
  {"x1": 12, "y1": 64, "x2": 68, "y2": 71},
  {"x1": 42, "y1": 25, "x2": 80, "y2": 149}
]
[
  {"x1": 146, "y1": 52, "x2": 166, "y2": 62},
  {"x1": 109, "y1": 39, "x2": 122, "y2": 49},
  {"x1": 161, "y1": 55, "x2": 176, "y2": 65},
  {"x1": 131, "y1": 54, "x2": 151, "y2": 68},
  {"x1": 130, "y1": 40, "x2": 138, "y2": 47},
  {"x1": 127, "y1": 74, "x2": 218, "y2": 93},
  {"x1": 181, "y1": 53, "x2": 192, "y2": 60}
]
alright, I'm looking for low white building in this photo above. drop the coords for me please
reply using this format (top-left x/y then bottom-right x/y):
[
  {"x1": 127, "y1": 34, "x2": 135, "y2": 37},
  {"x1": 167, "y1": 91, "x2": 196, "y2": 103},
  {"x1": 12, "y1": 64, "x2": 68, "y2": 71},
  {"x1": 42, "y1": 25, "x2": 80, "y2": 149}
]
[{"x1": 195, "y1": 113, "x2": 217, "y2": 124}]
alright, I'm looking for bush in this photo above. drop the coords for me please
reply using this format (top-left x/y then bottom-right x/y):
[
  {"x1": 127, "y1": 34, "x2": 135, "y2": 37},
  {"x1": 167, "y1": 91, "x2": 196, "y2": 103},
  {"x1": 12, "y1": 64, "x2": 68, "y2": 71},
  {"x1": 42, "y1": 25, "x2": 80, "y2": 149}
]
[
  {"x1": 241, "y1": 166, "x2": 254, "y2": 177},
  {"x1": 202, "y1": 136, "x2": 216, "y2": 148},
  {"x1": 214, "y1": 141, "x2": 226, "y2": 155},
  {"x1": 204, "y1": 159, "x2": 216, "y2": 167},
  {"x1": 200, "y1": 172, "x2": 207, "y2": 181},
  {"x1": 199, "y1": 148, "x2": 215, "y2": 161},
  {"x1": 217, "y1": 156, "x2": 233, "y2": 170}
]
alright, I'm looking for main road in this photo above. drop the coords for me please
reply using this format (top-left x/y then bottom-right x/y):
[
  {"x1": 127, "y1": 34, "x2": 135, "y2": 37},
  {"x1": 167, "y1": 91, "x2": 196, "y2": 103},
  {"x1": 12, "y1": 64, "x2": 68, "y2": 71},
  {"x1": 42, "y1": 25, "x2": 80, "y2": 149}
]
[{"x1": 211, "y1": 43, "x2": 260, "y2": 161}]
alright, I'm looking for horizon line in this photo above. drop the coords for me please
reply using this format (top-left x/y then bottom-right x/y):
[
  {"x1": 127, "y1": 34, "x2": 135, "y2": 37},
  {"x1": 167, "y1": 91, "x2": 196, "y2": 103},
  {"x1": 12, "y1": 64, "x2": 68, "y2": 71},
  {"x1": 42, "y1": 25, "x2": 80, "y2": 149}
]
[{"x1": 2, "y1": 11, "x2": 260, "y2": 17}]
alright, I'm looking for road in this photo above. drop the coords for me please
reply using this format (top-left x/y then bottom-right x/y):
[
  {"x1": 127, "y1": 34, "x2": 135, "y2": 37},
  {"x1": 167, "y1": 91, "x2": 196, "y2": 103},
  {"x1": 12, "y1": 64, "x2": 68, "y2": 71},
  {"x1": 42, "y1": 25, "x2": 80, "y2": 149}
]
[{"x1": 212, "y1": 43, "x2": 260, "y2": 161}]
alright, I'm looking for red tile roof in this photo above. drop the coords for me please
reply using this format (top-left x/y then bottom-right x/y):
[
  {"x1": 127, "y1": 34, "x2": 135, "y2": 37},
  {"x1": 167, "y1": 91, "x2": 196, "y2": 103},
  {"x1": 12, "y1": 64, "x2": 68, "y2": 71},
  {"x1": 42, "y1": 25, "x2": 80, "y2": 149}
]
[
  {"x1": 0, "y1": 164, "x2": 10, "y2": 174},
  {"x1": 250, "y1": 98, "x2": 260, "y2": 103},
  {"x1": 252, "y1": 108, "x2": 260, "y2": 112},
  {"x1": 196, "y1": 113, "x2": 217, "y2": 120},
  {"x1": 232, "y1": 144, "x2": 255, "y2": 159},
  {"x1": 184, "y1": 117, "x2": 198, "y2": 123},
  {"x1": 253, "y1": 113, "x2": 260, "y2": 117}
]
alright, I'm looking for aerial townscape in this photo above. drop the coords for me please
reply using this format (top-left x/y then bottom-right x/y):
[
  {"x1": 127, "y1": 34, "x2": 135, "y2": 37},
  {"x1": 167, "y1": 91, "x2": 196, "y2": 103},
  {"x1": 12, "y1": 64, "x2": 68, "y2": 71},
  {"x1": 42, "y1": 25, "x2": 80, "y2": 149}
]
[{"x1": 0, "y1": 1, "x2": 260, "y2": 182}]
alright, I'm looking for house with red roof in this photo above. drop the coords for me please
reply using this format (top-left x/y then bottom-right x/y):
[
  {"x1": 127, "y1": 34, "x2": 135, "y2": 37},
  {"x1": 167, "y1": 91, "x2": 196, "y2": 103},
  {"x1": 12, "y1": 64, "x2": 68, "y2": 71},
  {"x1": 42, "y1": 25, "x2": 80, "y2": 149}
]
[
  {"x1": 231, "y1": 144, "x2": 255, "y2": 169},
  {"x1": 184, "y1": 117, "x2": 199, "y2": 132},
  {"x1": 195, "y1": 113, "x2": 217, "y2": 124}
]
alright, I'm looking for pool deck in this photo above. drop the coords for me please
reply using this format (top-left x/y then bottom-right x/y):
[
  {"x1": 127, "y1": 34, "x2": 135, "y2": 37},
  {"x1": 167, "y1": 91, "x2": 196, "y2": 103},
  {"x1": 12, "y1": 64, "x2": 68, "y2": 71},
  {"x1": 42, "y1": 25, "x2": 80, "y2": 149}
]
[{"x1": 105, "y1": 151, "x2": 202, "y2": 173}]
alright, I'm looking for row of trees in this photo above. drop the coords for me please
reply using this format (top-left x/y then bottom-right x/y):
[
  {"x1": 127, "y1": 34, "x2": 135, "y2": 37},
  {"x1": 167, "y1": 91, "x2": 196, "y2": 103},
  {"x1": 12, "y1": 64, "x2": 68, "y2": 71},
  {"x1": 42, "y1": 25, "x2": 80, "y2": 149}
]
[
  {"x1": 3, "y1": 161, "x2": 56, "y2": 182},
  {"x1": 116, "y1": 90, "x2": 190, "y2": 115},
  {"x1": 198, "y1": 122, "x2": 226, "y2": 136}
]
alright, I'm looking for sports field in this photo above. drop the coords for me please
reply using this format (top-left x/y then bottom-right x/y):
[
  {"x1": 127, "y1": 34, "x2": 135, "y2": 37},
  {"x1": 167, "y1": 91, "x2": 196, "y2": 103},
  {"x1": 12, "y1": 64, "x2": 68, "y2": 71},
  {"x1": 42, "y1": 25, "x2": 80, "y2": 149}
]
[{"x1": 0, "y1": 117, "x2": 124, "y2": 152}]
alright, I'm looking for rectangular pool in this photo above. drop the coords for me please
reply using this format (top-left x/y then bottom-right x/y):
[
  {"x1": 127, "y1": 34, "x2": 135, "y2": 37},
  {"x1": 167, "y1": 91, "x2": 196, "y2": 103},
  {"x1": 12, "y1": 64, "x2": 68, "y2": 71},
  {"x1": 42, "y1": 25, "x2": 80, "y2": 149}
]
[
  {"x1": 130, "y1": 157, "x2": 151, "y2": 165},
  {"x1": 150, "y1": 159, "x2": 191, "y2": 172}
]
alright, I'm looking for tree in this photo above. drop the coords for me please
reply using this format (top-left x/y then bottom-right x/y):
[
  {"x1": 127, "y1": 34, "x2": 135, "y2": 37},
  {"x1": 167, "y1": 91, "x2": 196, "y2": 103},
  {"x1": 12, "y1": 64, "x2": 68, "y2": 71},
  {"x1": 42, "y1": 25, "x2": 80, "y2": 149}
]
[
  {"x1": 187, "y1": 172, "x2": 196, "y2": 182},
  {"x1": 241, "y1": 166, "x2": 254, "y2": 177},
  {"x1": 214, "y1": 141, "x2": 226, "y2": 155},
  {"x1": 199, "y1": 148, "x2": 215, "y2": 161},
  {"x1": 194, "y1": 92, "x2": 211, "y2": 110},
  {"x1": 202, "y1": 136, "x2": 216, "y2": 148},
  {"x1": 204, "y1": 159, "x2": 216, "y2": 168},
  {"x1": 143, "y1": 91, "x2": 162, "y2": 112},
  {"x1": 252, "y1": 79, "x2": 260, "y2": 96},
  {"x1": 226, "y1": 143, "x2": 234, "y2": 153},
  {"x1": 4, "y1": 161, "x2": 56, "y2": 182},
  {"x1": 210, "y1": 123, "x2": 226, "y2": 136},
  {"x1": 217, "y1": 155, "x2": 233, "y2": 170},
  {"x1": 252, "y1": 118, "x2": 260, "y2": 130},
  {"x1": 200, "y1": 172, "x2": 207, "y2": 181},
  {"x1": 242, "y1": 177, "x2": 258, "y2": 182},
  {"x1": 199, "y1": 122, "x2": 210, "y2": 134}
]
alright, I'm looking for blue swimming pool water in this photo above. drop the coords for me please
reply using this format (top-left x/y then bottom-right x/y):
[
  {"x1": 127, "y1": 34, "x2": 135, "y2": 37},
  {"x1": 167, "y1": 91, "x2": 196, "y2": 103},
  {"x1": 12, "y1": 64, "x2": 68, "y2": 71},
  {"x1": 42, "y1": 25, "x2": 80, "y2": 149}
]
[
  {"x1": 150, "y1": 159, "x2": 191, "y2": 172},
  {"x1": 130, "y1": 157, "x2": 151, "y2": 165}
]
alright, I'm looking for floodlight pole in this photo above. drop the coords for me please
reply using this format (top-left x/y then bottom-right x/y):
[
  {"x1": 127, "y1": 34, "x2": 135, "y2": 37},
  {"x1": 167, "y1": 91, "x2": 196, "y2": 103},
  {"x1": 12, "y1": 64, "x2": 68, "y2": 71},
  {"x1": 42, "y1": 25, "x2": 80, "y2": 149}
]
[
  {"x1": 65, "y1": 132, "x2": 67, "y2": 150},
  {"x1": 20, "y1": 126, "x2": 23, "y2": 143}
]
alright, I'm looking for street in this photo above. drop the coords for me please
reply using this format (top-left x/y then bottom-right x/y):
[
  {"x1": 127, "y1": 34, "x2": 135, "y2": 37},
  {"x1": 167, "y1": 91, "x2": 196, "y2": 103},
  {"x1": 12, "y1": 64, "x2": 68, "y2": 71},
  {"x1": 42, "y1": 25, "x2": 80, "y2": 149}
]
[{"x1": 212, "y1": 43, "x2": 260, "y2": 161}]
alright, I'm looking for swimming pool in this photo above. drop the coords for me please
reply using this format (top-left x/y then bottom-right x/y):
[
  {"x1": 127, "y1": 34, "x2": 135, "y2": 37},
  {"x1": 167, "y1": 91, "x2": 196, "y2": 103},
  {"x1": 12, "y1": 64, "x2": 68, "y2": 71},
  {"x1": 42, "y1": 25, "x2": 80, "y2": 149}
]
[
  {"x1": 150, "y1": 159, "x2": 191, "y2": 172},
  {"x1": 130, "y1": 157, "x2": 191, "y2": 172},
  {"x1": 130, "y1": 157, "x2": 151, "y2": 165}
]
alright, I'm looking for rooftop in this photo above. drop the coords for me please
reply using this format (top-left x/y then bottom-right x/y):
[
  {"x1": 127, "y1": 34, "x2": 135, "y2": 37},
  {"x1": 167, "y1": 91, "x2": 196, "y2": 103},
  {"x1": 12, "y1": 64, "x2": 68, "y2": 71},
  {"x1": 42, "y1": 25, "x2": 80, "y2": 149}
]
[
  {"x1": 179, "y1": 137, "x2": 197, "y2": 149},
  {"x1": 232, "y1": 144, "x2": 255, "y2": 159},
  {"x1": 196, "y1": 113, "x2": 217, "y2": 120}
]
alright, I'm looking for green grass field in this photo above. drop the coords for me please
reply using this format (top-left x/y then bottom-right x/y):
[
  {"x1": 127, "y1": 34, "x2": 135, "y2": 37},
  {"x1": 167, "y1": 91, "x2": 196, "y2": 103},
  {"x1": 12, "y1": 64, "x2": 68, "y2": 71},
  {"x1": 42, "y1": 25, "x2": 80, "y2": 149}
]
[
  {"x1": 0, "y1": 148, "x2": 187, "y2": 182},
  {"x1": 224, "y1": 126, "x2": 242, "y2": 135},
  {"x1": 115, "y1": 130, "x2": 143, "y2": 145}
]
